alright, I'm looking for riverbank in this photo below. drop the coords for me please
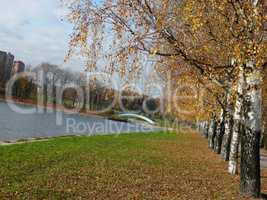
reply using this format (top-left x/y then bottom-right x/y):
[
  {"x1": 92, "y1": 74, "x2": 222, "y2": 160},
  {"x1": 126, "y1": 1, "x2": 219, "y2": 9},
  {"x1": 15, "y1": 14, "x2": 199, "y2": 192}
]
[{"x1": 1, "y1": 131, "x2": 266, "y2": 199}]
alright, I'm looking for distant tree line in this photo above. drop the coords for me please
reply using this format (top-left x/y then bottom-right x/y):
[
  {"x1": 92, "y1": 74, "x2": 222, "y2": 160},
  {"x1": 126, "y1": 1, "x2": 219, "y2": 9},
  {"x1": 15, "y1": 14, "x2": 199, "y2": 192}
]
[{"x1": 9, "y1": 62, "x2": 160, "y2": 116}]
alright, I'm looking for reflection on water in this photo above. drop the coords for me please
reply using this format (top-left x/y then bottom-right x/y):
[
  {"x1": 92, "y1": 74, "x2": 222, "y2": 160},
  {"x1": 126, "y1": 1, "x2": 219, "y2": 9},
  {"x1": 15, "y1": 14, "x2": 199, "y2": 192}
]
[{"x1": 0, "y1": 101, "x2": 155, "y2": 141}]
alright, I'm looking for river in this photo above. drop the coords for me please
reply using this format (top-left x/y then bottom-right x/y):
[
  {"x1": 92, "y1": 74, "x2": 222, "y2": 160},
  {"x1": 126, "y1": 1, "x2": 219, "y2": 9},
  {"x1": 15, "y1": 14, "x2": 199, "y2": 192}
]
[{"x1": 0, "y1": 101, "x2": 155, "y2": 141}]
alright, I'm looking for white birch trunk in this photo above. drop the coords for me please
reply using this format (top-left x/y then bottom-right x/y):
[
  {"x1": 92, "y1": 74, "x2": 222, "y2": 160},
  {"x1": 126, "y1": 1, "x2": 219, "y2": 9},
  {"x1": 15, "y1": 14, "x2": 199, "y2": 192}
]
[
  {"x1": 228, "y1": 67, "x2": 244, "y2": 175},
  {"x1": 208, "y1": 117, "x2": 217, "y2": 149},
  {"x1": 214, "y1": 109, "x2": 225, "y2": 154},
  {"x1": 208, "y1": 119, "x2": 215, "y2": 148},
  {"x1": 221, "y1": 89, "x2": 234, "y2": 161},
  {"x1": 204, "y1": 121, "x2": 209, "y2": 138},
  {"x1": 239, "y1": 0, "x2": 261, "y2": 196},
  {"x1": 240, "y1": 62, "x2": 262, "y2": 197}
]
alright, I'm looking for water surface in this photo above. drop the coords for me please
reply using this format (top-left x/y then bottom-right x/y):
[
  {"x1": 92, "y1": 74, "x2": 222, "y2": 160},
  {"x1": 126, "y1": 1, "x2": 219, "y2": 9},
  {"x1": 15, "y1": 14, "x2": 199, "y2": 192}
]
[{"x1": 0, "y1": 101, "x2": 155, "y2": 141}]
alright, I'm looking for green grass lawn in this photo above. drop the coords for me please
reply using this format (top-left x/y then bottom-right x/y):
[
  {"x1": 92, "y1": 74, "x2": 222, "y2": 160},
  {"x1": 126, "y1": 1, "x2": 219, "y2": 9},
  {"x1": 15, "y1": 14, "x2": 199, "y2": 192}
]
[{"x1": 0, "y1": 132, "x2": 254, "y2": 199}]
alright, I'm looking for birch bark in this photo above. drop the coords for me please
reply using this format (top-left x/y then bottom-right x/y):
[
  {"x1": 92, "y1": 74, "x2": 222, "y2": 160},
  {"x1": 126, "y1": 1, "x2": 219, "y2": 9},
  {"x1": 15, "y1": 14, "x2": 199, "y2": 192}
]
[
  {"x1": 240, "y1": 62, "x2": 262, "y2": 197},
  {"x1": 229, "y1": 67, "x2": 244, "y2": 175},
  {"x1": 221, "y1": 89, "x2": 234, "y2": 161}
]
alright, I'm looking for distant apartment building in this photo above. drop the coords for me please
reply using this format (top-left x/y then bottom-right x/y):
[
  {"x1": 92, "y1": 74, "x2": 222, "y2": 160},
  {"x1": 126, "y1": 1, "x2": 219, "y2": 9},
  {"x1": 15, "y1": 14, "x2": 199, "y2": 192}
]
[
  {"x1": 12, "y1": 61, "x2": 25, "y2": 74},
  {"x1": 0, "y1": 51, "x2": 14, "y2": 85}
]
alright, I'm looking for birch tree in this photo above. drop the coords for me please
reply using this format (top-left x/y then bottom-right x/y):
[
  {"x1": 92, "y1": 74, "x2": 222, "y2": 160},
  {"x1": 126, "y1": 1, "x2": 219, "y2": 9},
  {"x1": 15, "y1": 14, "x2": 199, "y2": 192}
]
[{"x1": 65, "y1": 0, "x2": 267, "y2": 197}]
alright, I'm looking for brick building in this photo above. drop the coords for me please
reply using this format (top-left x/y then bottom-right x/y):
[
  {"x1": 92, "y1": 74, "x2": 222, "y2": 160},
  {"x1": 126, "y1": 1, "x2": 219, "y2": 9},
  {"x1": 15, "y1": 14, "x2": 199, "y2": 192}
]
[
  {"x1": 0, "y1": 51, "x2": 14, "y2": 87},
  {"x1": 12, "y1": 61, "x2": 25, "y2": 74}
]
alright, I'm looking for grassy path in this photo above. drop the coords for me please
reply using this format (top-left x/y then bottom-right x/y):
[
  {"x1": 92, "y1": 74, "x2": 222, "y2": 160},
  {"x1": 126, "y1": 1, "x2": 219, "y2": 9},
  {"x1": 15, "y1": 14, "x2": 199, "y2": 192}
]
[{"x1": 0, "y1": 131, "x2": 264, "y2": 199}]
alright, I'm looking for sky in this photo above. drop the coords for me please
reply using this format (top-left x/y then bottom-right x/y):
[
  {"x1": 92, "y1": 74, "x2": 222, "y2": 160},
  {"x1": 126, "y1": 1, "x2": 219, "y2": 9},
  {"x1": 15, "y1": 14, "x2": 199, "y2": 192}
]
[
  {"x1": 0, "y1": 0, "x2": 163, "y2": 94},
  {"x1": 0, "y1": 0, "x2": 84, "y2": 71}
]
